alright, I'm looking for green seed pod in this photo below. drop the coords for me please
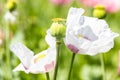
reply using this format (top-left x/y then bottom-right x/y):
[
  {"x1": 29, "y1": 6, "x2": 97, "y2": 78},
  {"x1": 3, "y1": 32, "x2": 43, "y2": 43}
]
[
  {"x1": 50, "y1": 22, "x2": 66, "y2": 39},
  {"x1": 93, "y1": 5, "x2": 106, "y2": 19}
]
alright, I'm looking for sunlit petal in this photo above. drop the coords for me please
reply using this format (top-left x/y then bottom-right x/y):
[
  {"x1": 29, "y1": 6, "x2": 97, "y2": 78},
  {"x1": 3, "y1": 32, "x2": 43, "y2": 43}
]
[
  {"x1": 10, "y1": 43, "x2": 34, "y2": 69},
  {"x1": 11, "y1": 43, "x2": 56, "y2": 74}
]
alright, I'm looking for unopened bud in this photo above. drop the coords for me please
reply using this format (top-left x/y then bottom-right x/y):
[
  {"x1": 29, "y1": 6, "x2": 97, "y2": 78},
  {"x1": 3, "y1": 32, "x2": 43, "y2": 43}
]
[
  {"x1": 50, "y1": 22, "x2": 66, "y2": 39},
  {"x1": 52, "y1": 18, "x2": 66, "y2": 22},
  {"x1": 7, "y1": 0, "x2": 16, "y2": 12},
  {"x1": 93, "y1": 5, "x2": 106, "y2": 19}
]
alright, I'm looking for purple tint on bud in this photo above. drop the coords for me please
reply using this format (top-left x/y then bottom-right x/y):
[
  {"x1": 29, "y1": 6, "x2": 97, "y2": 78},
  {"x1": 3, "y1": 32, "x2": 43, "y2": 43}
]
[{"x1": 67, "y1": 44, "x2": 79, "y2": 53}]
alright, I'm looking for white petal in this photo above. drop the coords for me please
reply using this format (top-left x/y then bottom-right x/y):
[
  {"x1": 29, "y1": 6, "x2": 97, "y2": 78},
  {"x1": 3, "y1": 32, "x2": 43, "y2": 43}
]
[
  {"x1": 66, "y1": 31, "x2": 83, "y2": 50},
  {"x1": 66, "y1": 7, "x2": 85, "y2": 31},
  {"x1": 29, "y1": 47, "x2": 56, "y2": 73},
  {"x1": 66, "y1": 27, "x2": 95, "y2": 53},
  {"x1": 87, "y1": 33, "x2": 119, "y2": 55},
  {"x1": 82, "y1": 17, "x2": 109, "y2": 36},
  {"x1": 4, "y1": 11, "x2": 16, "y2": 23},
  {"x1": 45, "y1": 30, "x2": 56, "y2": 47},
  {"x1": 10, "y1": 43, "x2": 34, "y2": 69},
  {"x1": 75, "y1": 26, "x2": 98, "y2": 41},
  {"x1": 13, "y1": 63, "x2": 29, "y2": 74},
  {"x1": 87, "y1": 41, "x2": 114, "y2": 56}
]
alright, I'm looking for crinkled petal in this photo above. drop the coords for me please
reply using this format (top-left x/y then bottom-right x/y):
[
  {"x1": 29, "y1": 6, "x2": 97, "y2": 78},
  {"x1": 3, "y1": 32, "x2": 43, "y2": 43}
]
[
  {"x1": 75, "y1": 26, "x2": 98, "y2": 41},
  {"x1": 87, "y1": 41, "x2": 114, "y2": 55},
  {"x1": 10, "y1": 43, "x2": 34, "y2": 69},
  {"x1": 66, "y1": 7, "x2": 85, "y2": 31},
  {"x1": 87, "y1": 32, "x2": 119, "y2": 55},
  {"x1": 65, "y1": 7, "x2": 119, "y2": 55},
  {"x1": 82, "y1": 17, "x2": 109, "y2": 36}
]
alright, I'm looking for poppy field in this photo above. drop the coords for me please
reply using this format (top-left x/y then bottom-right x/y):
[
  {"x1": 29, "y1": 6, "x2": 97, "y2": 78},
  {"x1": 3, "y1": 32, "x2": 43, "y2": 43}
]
[{"x1": 0, "y1": 0, "x2": 120, "y2": 80}]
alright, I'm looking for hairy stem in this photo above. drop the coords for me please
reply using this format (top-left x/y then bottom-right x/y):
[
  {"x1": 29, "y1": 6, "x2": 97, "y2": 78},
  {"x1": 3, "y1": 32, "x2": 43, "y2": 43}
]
[{"x1": 53, "y1": 39, "x2": 61, "y2": 80}]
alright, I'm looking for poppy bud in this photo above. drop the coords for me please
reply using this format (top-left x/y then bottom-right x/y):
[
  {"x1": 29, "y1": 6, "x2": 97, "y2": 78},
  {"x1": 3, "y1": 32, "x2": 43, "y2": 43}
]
[
  {"x1": 93, "y1": 5, "x2": 106, "y2": 19},
  {"x1": 7, "y1": 0, "x2": 16, "y2": 12},
  {"x1": 50, "y1": 22, "x2": 66, "y2": 39}
]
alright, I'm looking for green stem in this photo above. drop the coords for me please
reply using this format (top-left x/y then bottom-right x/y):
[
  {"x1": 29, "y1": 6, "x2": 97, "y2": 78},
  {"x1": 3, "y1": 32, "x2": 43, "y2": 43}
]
[
  {"x1": 68, "y1": 53, "x2": 76, "y2": 80},
  {"x1": 53, "y1": 39, "x2": 61, "y2": 80},
  {"x1": 5, "y1": 22, "x2": 11, "y2": 80},
  {"x1": 46, "y1": 72, "x2": 50, "y2": 80},
  {"x1": 100, "y1": 54, "x2": 106, "y2": 80}
]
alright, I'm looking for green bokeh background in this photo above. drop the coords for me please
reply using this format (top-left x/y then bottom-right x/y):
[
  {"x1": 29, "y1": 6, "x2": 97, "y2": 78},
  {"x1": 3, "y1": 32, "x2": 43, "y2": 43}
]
[{"x1": 0, "y1": 0, "x2": 120, "y2": 80}]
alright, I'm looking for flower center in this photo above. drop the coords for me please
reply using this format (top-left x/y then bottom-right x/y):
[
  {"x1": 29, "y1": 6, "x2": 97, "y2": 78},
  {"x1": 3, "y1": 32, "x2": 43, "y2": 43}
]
[
  {"x1": 76, "y1": 26, "x2": 98, "y2": 41},
  {"x1": 78, "y1": 34, "x2": 83, "y2": 38}
]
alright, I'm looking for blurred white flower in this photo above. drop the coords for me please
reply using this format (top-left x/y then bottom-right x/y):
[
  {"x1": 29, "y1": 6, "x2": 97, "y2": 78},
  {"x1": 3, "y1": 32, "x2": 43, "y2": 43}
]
[
  {"x1": 10, "y1": 43, "x2": 56, "y2": 74},
  {"x1": 65, "y1": 7, "x2": 119, "y2": 56},
  {"x1": 4, "y1": 11, "x2": 18, "y2": 23}
]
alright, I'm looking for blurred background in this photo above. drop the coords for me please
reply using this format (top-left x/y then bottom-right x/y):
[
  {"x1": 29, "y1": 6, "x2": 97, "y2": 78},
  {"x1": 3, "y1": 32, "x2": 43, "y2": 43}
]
[{"x1": 0, "y1": 0, "x2": 120, "y2": 80}]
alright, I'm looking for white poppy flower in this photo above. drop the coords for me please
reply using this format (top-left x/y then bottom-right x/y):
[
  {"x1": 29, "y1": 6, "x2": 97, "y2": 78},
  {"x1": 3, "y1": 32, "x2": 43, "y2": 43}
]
[
  {"x1": 10, "y1": 43, "x2": 56, "y2": 74},
  {"x1": 65, "y1": 7, "x2": 119, "y2": 56},
  {"x1": 4, "y1": 11, "x2": 18, "y2": 23}
]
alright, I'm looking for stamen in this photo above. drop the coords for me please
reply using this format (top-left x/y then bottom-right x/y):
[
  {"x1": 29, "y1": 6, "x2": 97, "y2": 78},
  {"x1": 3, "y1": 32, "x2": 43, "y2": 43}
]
[
  {"x1": 78, "y1": 34, "x2": 83, "y2": 38},
  {"x1": 34, "y1": 54, "x2": 46, "y2": 63}
]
